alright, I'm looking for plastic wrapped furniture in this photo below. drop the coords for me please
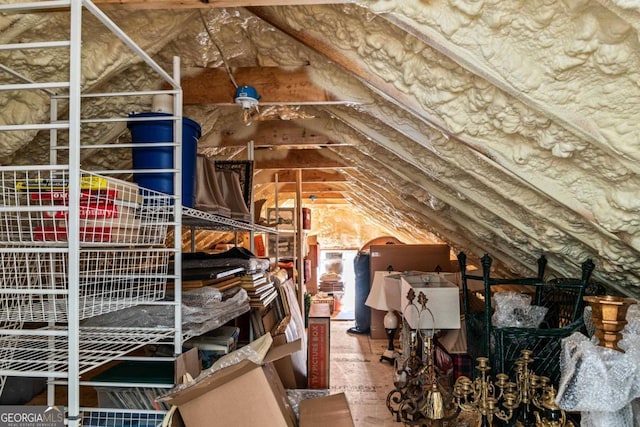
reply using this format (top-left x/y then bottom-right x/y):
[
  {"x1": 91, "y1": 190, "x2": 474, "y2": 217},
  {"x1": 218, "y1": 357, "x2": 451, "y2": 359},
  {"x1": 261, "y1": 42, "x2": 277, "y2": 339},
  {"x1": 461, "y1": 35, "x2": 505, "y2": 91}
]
[
  {"x1": 558, "y1": 321, "x2": 640, "y2": 427},
  {"x1": 458, "y1": 252, "x2": 595, "y2": 385}
]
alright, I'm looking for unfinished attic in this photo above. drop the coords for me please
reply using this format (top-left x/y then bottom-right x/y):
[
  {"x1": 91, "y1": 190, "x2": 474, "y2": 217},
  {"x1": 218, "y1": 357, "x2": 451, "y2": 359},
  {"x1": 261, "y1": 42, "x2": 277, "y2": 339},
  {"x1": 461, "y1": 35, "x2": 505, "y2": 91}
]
[{"x1": 1, "y1": 0, "x2": 640, "y2": 426}]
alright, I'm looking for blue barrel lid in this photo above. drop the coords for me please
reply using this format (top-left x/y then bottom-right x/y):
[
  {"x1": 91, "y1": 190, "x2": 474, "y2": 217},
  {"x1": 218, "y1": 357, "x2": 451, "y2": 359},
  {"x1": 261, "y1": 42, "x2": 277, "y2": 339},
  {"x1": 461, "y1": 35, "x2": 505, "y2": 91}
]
[{"x1": 127, "y1": 112, "x2": 201, "y2": 138}]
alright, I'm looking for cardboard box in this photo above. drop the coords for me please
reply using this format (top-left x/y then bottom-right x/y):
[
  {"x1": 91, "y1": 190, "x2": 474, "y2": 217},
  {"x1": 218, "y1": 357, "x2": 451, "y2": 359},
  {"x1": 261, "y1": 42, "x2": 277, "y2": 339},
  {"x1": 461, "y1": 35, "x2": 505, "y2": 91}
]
[
  {"x1": 270, "y1": 314, "x2": 308, "y2": 389},
  {"x1": 268, "y1": 337, "x2": 307, "y2": 389},
  {"x1": 311, "y1": 294, "x2": 334, "y2": 314},
  {"x1": 307, "y1": 303, "x2": 330, "y2": 389},
  {"x1": 162, "y1": 359, "x2": 297, "y2": 427},
  {"x1": 299, "y1": 393, "x2": 355, "y2": 427},
  {"x1": 368, "y1": 244, "x2": 453, "y2": 338}
]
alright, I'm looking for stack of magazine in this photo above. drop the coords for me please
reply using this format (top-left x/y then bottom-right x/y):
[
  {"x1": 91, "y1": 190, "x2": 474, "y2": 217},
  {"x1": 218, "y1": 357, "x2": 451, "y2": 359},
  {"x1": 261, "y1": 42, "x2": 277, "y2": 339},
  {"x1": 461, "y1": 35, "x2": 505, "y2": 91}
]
[{"x1": 184, "y1": 325, "x2": 241, "y2": 368}]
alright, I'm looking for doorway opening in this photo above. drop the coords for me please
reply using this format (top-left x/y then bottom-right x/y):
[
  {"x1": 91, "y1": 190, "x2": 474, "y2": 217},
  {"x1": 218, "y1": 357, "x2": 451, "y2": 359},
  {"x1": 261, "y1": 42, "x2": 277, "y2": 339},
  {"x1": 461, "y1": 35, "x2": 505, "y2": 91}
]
[{"x1": 318, "y1": 249, "x2": 357, "y2": 320}]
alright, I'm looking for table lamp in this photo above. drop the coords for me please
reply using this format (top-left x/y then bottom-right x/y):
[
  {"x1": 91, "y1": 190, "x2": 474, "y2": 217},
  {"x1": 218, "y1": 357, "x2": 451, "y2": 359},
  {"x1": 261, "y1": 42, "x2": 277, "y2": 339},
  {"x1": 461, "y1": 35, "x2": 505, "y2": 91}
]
[
  {"x1": 400, "y1": 274, "x2": 460, "y2": 330},
  {"x1": 365, "y1": 270, "x2": 400, "y2": 364}
]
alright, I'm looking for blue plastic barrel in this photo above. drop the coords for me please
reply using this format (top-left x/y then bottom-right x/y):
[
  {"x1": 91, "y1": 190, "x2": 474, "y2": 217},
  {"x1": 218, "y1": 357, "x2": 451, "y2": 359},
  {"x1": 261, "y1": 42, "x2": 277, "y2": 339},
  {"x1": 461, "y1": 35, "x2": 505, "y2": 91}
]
[{"x1": 128, "y1": 112, "x2": 201, "y2": 208}]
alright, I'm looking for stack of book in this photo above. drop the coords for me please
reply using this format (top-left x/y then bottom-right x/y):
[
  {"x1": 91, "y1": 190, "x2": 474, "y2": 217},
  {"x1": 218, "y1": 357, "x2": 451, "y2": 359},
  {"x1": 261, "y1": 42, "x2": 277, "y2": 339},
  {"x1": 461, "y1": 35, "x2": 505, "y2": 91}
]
[
  {"x1": 319, "y1": 272, "x2": 344, "y2": 293},
  {"x1": 318, "y1": 280, "x2": 344, "y2": 294},
  {"x1": 240, "y1": 272, "x2": 277, "y2": 308},
  {"x1": 170, "y1": 265, "x2": 244, "y2": 291}
]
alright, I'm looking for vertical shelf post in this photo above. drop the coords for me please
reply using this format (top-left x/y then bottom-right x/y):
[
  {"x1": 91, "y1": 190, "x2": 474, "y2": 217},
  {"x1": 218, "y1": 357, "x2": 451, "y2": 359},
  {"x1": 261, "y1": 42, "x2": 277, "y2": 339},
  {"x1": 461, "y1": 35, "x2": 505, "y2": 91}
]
[
  {"x1": 247, "y1": 141, "x2": 255, "y2": 253},
  {"x1": 172, "y1": 55, "x2": 183, "y2": 355},
  {"x1": 67, "y1": 0, "x2": 83, "y2": 425},
  {"x1": 295, "y1": 168, "x2": 304, "y2": 312}
]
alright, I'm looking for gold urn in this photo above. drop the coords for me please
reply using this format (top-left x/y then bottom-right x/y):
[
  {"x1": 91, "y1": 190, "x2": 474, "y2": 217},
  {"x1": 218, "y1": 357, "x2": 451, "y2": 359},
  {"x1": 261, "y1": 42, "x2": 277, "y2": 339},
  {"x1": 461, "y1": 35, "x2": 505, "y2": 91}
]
[{"x1": 583, "y1": 295, "x2": 637, "y2": 352}]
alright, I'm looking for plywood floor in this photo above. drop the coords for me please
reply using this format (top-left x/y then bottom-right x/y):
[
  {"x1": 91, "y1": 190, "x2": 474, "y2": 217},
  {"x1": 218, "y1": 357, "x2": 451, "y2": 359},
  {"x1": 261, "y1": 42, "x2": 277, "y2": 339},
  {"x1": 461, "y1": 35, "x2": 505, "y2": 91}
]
[
  {"x1": 329, "y1": 320, "x2": 403, "y2": 426},
  {"x1": 26, "y1": 319, "x2": 477, "y2": 426}
]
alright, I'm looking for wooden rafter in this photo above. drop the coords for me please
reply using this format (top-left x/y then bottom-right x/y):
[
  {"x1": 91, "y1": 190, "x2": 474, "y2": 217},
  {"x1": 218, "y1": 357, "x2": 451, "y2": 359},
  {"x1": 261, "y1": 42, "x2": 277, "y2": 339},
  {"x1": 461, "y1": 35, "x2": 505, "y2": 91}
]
[
  {"x1": 278, "y1": 182, "x2": 348, "y2": 192},
  {"x1": 253, "y1": 148, "x2": 350, "y2": 169},
  {"x1": 177, "y1": 66, "x2": 350, "y2": 105},
  {"x1": 94, "y1": 0, "x2": 354, "y2": 10},
  {"x1": 278, "y1": 191, "x2": 345, "y2": 198},
  {"x1": 253, "y1": 169, "x2": 348, "y2": 184},
  {"x1": 218, "y1": 120, "x2": 348, "y2": 148}
]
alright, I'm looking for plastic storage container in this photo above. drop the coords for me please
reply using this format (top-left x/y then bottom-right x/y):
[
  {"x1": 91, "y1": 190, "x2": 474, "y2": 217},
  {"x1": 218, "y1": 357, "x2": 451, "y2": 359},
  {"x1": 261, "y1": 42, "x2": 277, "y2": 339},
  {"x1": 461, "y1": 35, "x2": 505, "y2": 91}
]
[{"x1": 128, "y1": 112, "x2": 201, "y2": 208}]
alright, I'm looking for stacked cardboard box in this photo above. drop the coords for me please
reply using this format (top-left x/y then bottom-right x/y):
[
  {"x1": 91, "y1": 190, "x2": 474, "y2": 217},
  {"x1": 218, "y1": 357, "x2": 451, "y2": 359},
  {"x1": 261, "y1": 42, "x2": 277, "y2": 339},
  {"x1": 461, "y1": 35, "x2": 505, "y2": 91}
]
[
  {"x1": 311, "y1": 293, "x2": 334, "y2": 314},
  {"x1": 161, "y1": 336, "x2": 353, "y2": 427},
  {"x1": 307, "y1": 303, "x2": 330, "y2": 389}
]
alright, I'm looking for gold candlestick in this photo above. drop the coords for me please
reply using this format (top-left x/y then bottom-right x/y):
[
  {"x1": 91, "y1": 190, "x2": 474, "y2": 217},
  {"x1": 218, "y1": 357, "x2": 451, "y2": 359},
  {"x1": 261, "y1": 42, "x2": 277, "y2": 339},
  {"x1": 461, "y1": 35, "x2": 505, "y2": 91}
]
[{"x1": 584, "y1": 295, "x2": 637, "y2": 352}]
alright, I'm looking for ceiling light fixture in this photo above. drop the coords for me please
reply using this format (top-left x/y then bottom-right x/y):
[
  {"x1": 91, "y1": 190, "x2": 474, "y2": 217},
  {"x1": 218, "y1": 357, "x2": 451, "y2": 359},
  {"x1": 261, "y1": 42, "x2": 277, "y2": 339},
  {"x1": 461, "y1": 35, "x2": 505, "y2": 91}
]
[{"x1": 234, "y1": 85, "x2": 261, "y2": 123}]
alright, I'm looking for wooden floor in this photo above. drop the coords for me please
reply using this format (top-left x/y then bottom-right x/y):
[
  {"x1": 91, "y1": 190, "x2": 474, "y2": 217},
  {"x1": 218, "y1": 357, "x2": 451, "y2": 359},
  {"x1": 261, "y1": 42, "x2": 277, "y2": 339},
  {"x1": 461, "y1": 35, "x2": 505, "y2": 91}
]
[
  {"x1": 26, "y1": 320, "x2": 401, "y2": 425},
  {"x1": 26, "y1": 318, "x2": 477, "y2": 426},
  {"x1": 329, "y1": 319, "x2": 403, "y2": 426},
  {"x1": 330, "y1": 319, "x2": 479, "y2": 427}
]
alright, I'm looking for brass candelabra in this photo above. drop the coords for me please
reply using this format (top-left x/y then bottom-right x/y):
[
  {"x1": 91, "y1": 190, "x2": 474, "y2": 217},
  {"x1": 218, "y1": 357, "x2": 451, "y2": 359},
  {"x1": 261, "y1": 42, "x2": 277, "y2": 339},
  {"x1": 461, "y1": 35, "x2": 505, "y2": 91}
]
[
  {"x1": 386, "y1": 289, "x2": 459, "y2": 426},
  {"x1": 452, "y1": 350, "x2": 573, "y2": 427},
  {"x1": 510, "y1": 349, "x2": 548, "y2": 426},
  {"x1": 452, "y1": 356, "x2": 519, "y2": 426},
  {"x1": 386, "y1": 287, "x2": 574, "y2": 427}
]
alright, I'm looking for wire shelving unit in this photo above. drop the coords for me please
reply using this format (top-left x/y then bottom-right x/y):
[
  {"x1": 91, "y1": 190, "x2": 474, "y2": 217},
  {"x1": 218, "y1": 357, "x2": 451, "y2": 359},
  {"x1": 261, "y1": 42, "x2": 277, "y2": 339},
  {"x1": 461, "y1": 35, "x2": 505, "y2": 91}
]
[
  {"x1": 0, "y1": 2, "x2": 277, "y2": 425},
  {"x1": 0, "y1": 1, "x2": 183, "y2": 426}
]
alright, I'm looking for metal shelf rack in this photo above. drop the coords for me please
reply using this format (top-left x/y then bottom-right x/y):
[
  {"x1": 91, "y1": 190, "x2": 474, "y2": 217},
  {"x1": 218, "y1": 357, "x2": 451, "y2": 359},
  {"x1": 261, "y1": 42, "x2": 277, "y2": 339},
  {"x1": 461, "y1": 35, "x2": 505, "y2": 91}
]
[
  {"x1": 81, "y1": 408, "x2": 167, "y2": 427},
  {"x1": 0, "y1": 327, "x2": 176, "y2": 377},
  {"x1": 0, "y1": 2, "x2": 276, "y2": 424},
  {"x1": 183, "y1": 206, "x2": 278, "y2": 234},
  {"x1": 0, "y1": 1, "x2": 183, "y2": 426}
]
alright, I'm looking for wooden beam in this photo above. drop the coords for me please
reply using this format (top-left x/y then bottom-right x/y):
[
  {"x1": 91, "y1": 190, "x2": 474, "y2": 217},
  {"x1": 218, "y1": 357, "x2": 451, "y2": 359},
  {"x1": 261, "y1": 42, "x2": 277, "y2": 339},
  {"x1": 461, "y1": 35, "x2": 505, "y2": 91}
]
[
  {"x1": 219, "y1": 120, "x2": 348, "y2": 148},
  {"x1": 272, "y1": 198, "x2": 350, "y2": 206},
  {"x1": 94, "y1": 0, "x2": 353, "y2": 10},
  {"x1": 277, "y1": 191, "x2": 345, "y2": 199},
  {"x1": 279, "y1": 183, "x2": 349, "y2": 193},
  {"x1": 254, "y1": 148, "x2": 349, "y2": 170},
  {"x1": 254, "y1": 169, "x2": 348, "y2": 184},
  {"x1": 302, "y1": 199, "x2": 349, "y2": 205},
  {"x1": 179, "y1": 66, "x2": 345, "y2": 105}
]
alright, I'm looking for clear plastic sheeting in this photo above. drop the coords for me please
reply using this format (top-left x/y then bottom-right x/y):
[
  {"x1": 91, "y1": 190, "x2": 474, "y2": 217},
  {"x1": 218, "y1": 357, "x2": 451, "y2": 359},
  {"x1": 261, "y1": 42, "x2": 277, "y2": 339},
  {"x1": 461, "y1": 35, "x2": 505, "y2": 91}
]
[
  {"x1": 491, "y1": 291, "x2": 548, "y2": 328},
  {"x1": 181, "y1": 288, "x2": 249, "y2": 338},
  {"x1": 202, "y1": 332, "x2": 272, "y2": 377},
  {"x1": 286, "y1": 389, "x2": 330, "y2": 419},
  {"x1": 557, "y1": 304, "x2": 640, "y2": 427},
  {"x1": 180, "y1": 286, "x2": 222, "y2": 307},
  {"x1": 159, "y1": 333, "x2": 274, "y2": 400},
  {"x1": 81, "y1": 288, "x2": 250, "y2": 340}
]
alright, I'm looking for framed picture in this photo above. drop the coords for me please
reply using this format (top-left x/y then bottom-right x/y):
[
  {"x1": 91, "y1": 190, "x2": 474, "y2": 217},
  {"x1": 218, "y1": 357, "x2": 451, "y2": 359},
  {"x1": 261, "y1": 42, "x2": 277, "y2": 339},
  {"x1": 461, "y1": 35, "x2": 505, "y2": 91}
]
[
  {"x1": 214, "y1": 160, "x2": 254, "y2": 206},
  {"x1": 267, "y1": 208, "x2": 295, "y2": 229}
]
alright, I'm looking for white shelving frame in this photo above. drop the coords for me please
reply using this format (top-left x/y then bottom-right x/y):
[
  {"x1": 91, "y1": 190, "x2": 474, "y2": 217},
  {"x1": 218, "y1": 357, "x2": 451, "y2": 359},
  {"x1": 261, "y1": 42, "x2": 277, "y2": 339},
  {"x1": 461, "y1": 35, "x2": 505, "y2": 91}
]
[
  {"x1": 0, "y1": 1, "x2": 182, "y2": 425},
  {"x1": 0, "y1": 3, "x2": 279, "y2": 425}
]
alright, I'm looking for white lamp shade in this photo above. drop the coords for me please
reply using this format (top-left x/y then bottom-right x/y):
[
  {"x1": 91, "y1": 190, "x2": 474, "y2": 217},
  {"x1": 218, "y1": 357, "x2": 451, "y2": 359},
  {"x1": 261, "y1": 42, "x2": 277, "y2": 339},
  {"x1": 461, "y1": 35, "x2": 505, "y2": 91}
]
[
  {"x1": 365, "y1": 271, "x2": 400, "y2": 310},
  {"x1": 381, "y1": 271, "x2": 456, "y2": 313},
  {"x1": 401, "y1": 274, "x2": 460, "y2": 330},
  {"x1": 384, "y1": 274, "x2": 403, "y2": 312}
]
